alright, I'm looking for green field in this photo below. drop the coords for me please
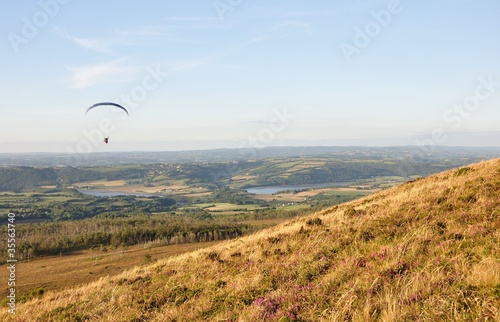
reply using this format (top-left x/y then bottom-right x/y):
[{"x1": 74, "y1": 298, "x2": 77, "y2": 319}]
[
  {"x1": 6, "y1": 158, "x2": 499, "y2": 321},
  {"x1": 1, "y1": 153, "x2": 477, "y2": 267}
]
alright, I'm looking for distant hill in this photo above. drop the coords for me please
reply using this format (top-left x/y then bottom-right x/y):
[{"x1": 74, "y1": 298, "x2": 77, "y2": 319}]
[
  {"x1": 1, "y1": 145, "x2": 499, "y2": 192},
  {"x1": 5, "y1": 159, "x2": 499, "y2": 321},
  {"x1": 0, "y1": 166, "x2": 148, "y2": 192},
  {"x1": 1, "y1": 145, "x2": 499, "y2": 167}
]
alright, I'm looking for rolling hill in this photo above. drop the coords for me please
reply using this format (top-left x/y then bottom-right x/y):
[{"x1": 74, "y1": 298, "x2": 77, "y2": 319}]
[{"x1": 4, "y1": 159, "x2": 500, "y2": 321}]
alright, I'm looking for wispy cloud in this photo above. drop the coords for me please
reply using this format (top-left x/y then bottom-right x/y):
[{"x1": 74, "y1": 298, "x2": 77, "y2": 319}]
[
  {"x1": 73, "y1": 37, "x2": 114, "y2": 53},
  {"x1": 54, "y1": 25, "x2": 114, "y2": 53},
  {"x1": 54, "y1": 14, "x2": 236, "y2": 53},
  {"x1": 68, "y1": 56, "x2": 214, "y2": 89},
  {"x1": 55, "y1": 25, "x2": 198, "y2": 53},
  {"x1": 68, "y1": 58, "x2": 141, "y2": 89}
]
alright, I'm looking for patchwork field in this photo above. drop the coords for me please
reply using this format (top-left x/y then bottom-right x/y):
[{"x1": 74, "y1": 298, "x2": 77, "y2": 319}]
[
  {"x1": 74, "y1": 181, "x2": 192, "y2": 194},
  {"x1": 252, "y1": 187, "x2": 377, "y2": 202},
  {"x1": 4, "y1": 159, "x2": 499, "y2": 321}
]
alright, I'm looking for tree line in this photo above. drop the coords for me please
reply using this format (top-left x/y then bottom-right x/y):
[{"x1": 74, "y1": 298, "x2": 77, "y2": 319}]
[
  {"x1": 1, "y1": 193, "x2": 176, "y2": 221},
  {"x1": 0, "y1": 215, "x2": 251, "y2": 261}
]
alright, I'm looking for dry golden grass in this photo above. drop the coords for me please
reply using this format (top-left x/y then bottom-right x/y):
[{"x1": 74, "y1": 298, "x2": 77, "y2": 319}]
[
  {"x1": 0, "y1": 242, "x2": 220, "y2": 304},
  {"x1": 3, "y1": 159, "x2": 500, "y2": 321}
]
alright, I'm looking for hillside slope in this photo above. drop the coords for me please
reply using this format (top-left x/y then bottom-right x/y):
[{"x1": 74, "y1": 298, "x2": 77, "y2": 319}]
[{"x1": 4, "y1": 159, "x2": 500, "y2": 321}]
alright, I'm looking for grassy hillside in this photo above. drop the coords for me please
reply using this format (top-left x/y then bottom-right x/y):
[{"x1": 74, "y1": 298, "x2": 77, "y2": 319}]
[{"x1": 4, "y1": 159, "x2": 500, "y2": 321}]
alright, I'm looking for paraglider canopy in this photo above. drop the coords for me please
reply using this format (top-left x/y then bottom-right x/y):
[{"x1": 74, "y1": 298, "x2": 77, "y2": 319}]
[
  {"x1": 85, "y1": 102, "x2": 129, "y2": 116},
  {"x1": 85, "y1": 102, "x2": 129, "y2": 144}
]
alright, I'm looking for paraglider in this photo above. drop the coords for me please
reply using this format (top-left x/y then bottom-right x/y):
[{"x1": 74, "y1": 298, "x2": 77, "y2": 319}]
[
  {"x1": 86, "y1": 102, "x2": 129, "y2": 116},
  {"x1": 85, "y1": 102, "x2": 129, "y2": 144}
]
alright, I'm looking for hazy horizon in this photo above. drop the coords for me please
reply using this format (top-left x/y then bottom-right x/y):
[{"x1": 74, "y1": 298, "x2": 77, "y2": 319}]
[
  {"x1": 1, "y1": 144, "x2": 499, "y2": 158},
  {"x1": 2, "y1": 1, "x2": 500, "y2": 153}
]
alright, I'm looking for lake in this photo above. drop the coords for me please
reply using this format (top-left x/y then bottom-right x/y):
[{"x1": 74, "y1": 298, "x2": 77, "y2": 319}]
[{"x1": 245, "y1": 182, "x2": 352, "y2": 195}]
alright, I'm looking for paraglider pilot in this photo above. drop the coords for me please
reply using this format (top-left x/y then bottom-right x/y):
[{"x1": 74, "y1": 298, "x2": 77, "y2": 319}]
[{"x1": 85, "y1": 102, "x2": 129, "y2": 145}]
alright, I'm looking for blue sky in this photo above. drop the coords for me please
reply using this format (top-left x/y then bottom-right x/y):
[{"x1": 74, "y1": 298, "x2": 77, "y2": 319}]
[{"x1": 1, "y1": 0, "x2": 500, "y2": 153}]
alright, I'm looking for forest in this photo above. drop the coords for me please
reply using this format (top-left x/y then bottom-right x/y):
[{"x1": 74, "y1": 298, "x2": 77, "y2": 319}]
[{"x1": 1, "y1": 147, "x2": 497, "y2": 262}]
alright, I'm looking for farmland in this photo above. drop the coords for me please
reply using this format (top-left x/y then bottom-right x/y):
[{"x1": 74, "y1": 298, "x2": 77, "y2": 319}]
[
  {"x1": 3, "y1": 157, "x2": 499, "y2": 321},
  {"x1": 0, "y1": 147, "x2": 497, "y2": 305}
]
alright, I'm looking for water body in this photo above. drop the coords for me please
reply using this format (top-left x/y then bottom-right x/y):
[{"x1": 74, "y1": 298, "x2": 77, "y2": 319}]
[
  {"x1": 77, "y1": 189, "x2": 160, "y2": 198},
  {"x1": 246, "y1": 182, "x2": 352, "y2": 195}
]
